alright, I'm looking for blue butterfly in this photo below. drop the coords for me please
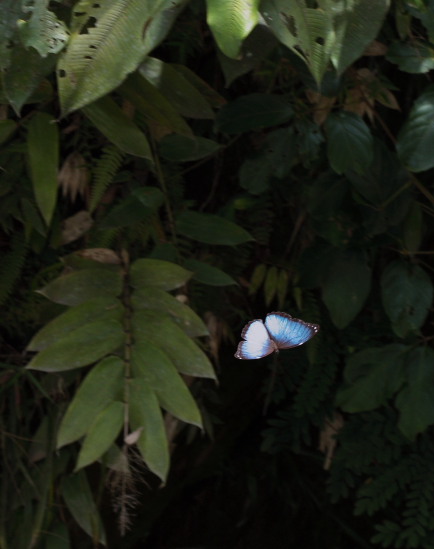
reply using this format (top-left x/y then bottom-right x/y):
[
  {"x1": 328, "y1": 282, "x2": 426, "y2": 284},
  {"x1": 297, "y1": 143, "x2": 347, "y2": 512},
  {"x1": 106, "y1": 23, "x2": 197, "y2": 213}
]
[{"x1": 235, "y1": 312, "x2": 320, "y2": 360}]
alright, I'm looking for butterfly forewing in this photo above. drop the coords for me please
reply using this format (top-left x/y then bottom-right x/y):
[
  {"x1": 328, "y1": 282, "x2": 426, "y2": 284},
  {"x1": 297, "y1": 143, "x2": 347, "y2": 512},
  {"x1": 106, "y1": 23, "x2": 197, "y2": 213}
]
[
  {"x1": 265, "y1": 312, "x2": 319, "y2": 349},
  {"x1": 235, "y1": 319, "x2": 275, "y2": 360}
]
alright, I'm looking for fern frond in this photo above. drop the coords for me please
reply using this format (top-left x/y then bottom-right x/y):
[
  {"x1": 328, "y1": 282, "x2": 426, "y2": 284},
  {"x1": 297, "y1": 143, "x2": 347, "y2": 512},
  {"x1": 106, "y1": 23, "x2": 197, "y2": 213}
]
[
  {"x1": 89, "y1": 145, "x2": 124, "y2": 213},
  {"x1": 0, "y1": 231, "x2": 27, "y2": 305}
]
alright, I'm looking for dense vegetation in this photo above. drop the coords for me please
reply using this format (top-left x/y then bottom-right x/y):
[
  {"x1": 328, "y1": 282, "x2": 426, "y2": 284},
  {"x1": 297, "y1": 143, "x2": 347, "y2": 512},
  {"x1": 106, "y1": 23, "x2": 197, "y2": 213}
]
[{"x1": 2, "y1": 0, "x2": 434, "y2": 547}]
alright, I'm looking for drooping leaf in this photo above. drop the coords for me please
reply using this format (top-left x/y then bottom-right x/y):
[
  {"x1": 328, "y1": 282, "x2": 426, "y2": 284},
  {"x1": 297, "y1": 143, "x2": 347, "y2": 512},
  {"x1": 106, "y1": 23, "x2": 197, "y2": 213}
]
[
  {"x1": 132, "y1": 340, "x2": 202, "y2": 426},
  {"x1": 176, "y1": 211, "x2": 254, "y2": 245},
  {"x1": 159, "y1": 134, "x2": 222, "y2": 162},
  {"x1": 325, "y1": 111, "x2": 373, "y2": 174},
  {"x1": 26, "y1": 318, "x2": 124, "y2": 372},
  {"x1": 37, "y1": 267, "x2": 123, "y2": 306},
  {"x1": 82, "y1": 96, "x2": 152, "y2": 160},
  {"x1": 215, "y1": 93, "x2": 293, "y2": 134},
  {"x1": 397, "y1": 86, "x2": 434, "y2": 172},
  {"x1": 322, "y1": 251, "x2": 372, "y2": 328},
  {"x1": 75, "y1": 401, "x2": 124, "y2": 471},
  {"x1": 27, "y1": 112, "x2": 59, "y2": 225},
  {"x1": 130, "y1": 258, "x2": 192, "y2": 291},
  {"x1": 205, "y1": 0, "x2": 261, "y2": 58},
  {"x1": 381, "y1": 261, "x2": 433, "y2": 337},
  {"x1": 61, "y1": 472, "x2": 106, "y2": 545},
  {"x1": 387, "y1": 41, "x2": 434, "y2": 74},
  {"x1": 129, "y1": 378, "x2": 169, "y2": 481},
  {"x1": 57, "y1": 357, "x2": 124, "y2": 448},
  {"x1": 184, "y1": 259, "x2": 237, "y2": 287}
]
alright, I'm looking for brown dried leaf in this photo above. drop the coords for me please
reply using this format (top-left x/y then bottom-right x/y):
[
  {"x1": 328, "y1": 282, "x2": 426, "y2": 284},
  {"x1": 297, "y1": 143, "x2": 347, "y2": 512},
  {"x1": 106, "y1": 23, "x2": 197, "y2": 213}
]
[
  {"x1": 306, "y1": 90, "x2": 337, "y2": 125},
  {"x1": 58, "y1": 151, "x2": 89, "y2": 201},
  {"x1": 61, "y1": 210, "x2": 93, "y2": 244},
  {"x1": 77, "y1": 248, "x2": 122, "y2": 264},
  {"x1": 363, "y1": 40, "x2": 388, "y2": 56},
  {"x1": 319, "y1": 412, "x2": 344, "y2": 470}
]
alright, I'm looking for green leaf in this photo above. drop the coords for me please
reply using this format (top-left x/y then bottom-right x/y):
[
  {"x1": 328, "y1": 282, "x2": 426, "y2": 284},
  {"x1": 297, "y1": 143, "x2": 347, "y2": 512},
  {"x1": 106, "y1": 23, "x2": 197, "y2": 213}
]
[
  {"x1": 0, "y1": 120, "x2": 17, "y2": 145},
  {"x1": 322, "y1": 251, "x2": 372, "y2": 328},
  {"x1": 325, "y1": 112, "x2": 373, "y2": 174},
  {"x1": 58, "y1": 0, "x2": 187, "y2": 114},
  {"x1": 403, "y1": 203, "x2": 423, "y2": 253},
  {"x1": 264, "y1": 265, "x2": 278, "y2": 307},
  {"x1": 27, "y1": 297, "x2": 122, "y2": 351},
  {"x1": 206, "y1": 0, "x2": 260, "y2": 58},
  {"x1": 184, "y1": 259, "x2": 237, "y2": 287},
  {"x1": 159, "y1": 134, "x2": 222, "y2": 162},
  {"x1": 26, "y1": 318, "x2": 124, "y2": 372},
  {"x1": 397, "y1": 87, "x2": 434, "y2": 172},
  {"x1": 133, "y1": 312, "x2": 216, "y2": 379},
  {"x1": 239, "y1": 156, "x2": 272, "y2": 195},
  {"x1": 82, "y1": 96, "x2": 152, "y2": 160},
  {"x1": 61, "y1": 472, "x2": 106, "y2": 545},
  {"x1": 176, "y1": 211, "x2": 254, "y2": 245},
  {"x1": 132, "y1": 340, "x2": 202, "y2": 426},
  {"x1": 57, "y1": 356, "x2": 124, "y2": 448},
  {"x1": 129, "y1": 378, "x2": 169, "y2": 481},
  {"x1": 215, "y1": 93, "x2": 293, "y2": 134},
  {"x1": 27, "y1": 112, "x2": 59, "y2": 225},
  {"x1": 38, "y1": 267, "x2": 123, "y2": 306},
  {"x1": 396, "y1": 347, "x2": 434, "y2": 439},
  {"x1": 386, "y1": 41, "x2": 434, "y2": 74},
  {"x1": 140, "y1": 58, "x2": 214, "y2": 119},
  {"x1": 132, "y1": 286, "x2": 209, "y2": 337},
  {"x1": 381, "y1": 261, "x2": 433, "y2": 337},
  {"x1": 336, "y1": 345, "x2": 408, "y2": 412},
  {"x1": 130, "y1": 258, "x2": 192, "y2": 291},
  {"x1": 99, "y1": 187, "x2": 164, "y2": 229},
  {"x1": 75, "y1": 401, "x2": 124, "y2": 471}
]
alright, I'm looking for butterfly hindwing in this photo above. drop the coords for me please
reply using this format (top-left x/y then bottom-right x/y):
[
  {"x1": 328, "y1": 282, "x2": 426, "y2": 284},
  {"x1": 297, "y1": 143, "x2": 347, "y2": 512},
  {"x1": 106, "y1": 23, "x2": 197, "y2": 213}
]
[
  {"x1": 235, "y1": 319, "x2": 276, "y2": 360},
  {"x1": 265, "y1": 312, "x2": 319, "y2": 349}
]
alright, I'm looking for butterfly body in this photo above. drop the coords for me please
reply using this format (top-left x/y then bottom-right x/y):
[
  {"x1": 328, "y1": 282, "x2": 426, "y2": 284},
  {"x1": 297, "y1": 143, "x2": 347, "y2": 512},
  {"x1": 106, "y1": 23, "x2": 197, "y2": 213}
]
[{"x1": 235, "y1": 312, "x2": 319, "y2": 360}]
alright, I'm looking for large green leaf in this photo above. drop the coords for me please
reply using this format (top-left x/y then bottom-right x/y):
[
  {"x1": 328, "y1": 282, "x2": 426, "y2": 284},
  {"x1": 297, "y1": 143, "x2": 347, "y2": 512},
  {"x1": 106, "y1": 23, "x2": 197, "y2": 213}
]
[
  {"x1": 176, "y1": 211, "x2": 253, "y2": 245},
  {"x1": 38, "y1": 267, "x2": 123, "y2": 306},
  {"x1": 75, "y1": 401, "x2": 124, "y2": 471},
  {"x1": 27, "y1": 112, "x2": 59, "y2": 226},
  {"x1": 184, "y1": 259, "x2": 237, "y2": 286},
  {"x1": 133, "y1": 312, "x2": 215, "y2": 379},
  {"x1": 336, "y1": 345, "x2": 408, "y2": 412},
  {"x1": 62, "y1": 472, "x2": 106, "y2": 545},
  {"x1": 206, "y1": 0, "x2": 260, "y2": 58},
  {"x1": 322, "y1": 251, "x2": 372, "y2": 328},
  {"x1": 132, "y1": 340, "x2": 202, "y2": 426},
  {"x1": 82, "y1": 96, "x2": 152, "y2": 160},
  {"x1": 99, "y1": 187, "x2": 164, "y2": 229},
  {"x1": 387, "y1": 41, "x2": 434, "y2": 74},
  {"x1": 57, "y1": 357, "x2": 124, "y2": 448},
  {"x1": 159, "y1": 134, "x2": 222, "y2": 162},
  {"x1": 396, "y1": 347, "x2": 434, "y2": 439},
  {"x1": 215, "y1": 93, "x2": 293, "y2": 134},
  {"x1": 130, "y1": 258, "x2": 192, "y2": 291},
  {"x1": 26, "y1": 318, "x2": 124, "y2": 372},
  {"x1": 132, "y1": 287, "x2": 208, "y2": 337},
  {"x1": 58, "y1": 0, "x2": 187, "y2": 114},
  {"x1": 27, "y1": 297, "x2": 122, "y2": 351},
  {"x1": 381, "y1": 261, "x2": 433, "y2": 337},
  {"x1": 129, "y1": 378, "x2": 169, "y2": 481},
  {"x1": 325, "y1": 112, "x2": 373, "y2": 174},
  {"x1": 397, "y1": 87, "x2": 434, "y2": 172}
]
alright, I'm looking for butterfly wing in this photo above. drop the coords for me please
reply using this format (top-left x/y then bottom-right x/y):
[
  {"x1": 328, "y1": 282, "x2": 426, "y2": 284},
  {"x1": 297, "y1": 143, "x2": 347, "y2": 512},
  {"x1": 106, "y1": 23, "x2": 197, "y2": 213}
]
[
  {"x1": 235, "y1": 319, "x2": 276, "y2": 360},
  {"x1": 265, "y1": 312, "x2": 319, "y2": 349}
]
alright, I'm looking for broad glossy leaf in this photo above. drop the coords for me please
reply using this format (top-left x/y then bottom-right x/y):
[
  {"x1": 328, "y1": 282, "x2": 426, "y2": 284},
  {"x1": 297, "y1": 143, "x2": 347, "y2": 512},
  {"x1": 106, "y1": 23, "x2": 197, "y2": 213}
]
[
  {"x1": 215, "y1": 93, "x2": 293, "y2": 134},
  {"x1": 18, "y1": 2, "x2": 69, "y2": 56},
  {"x1": 159, "y1": 134, "x2": 222, "y2": 162},
  {"x1": 206, "y1": 0, "x2": 260, "y2": 58},
  {"x1": 325, "y1": 112, "x2": 373, "y2": 174},
  {"x1": 27, "y1": 112, "x2": 59, "y2": 225},
  {"x1": 62, "y1": 472, "x2": 106, "y2": 545},
  {"x1": 132, "y1": 341, "x2": 202, "y2": 426},
  {"x1": 27, "y1": 297, "x2": 122, "y2": 351},
  {"x1": 381, "y1": 262, "x2": 433, "y2": 337},
  {"x1": 387, "y1": 41, "x2": 434, "y2": 74},
  {"x1": 133, "y1": 312, "x2": 215, "y2": 379},
  {"x1": 27, "y1": 318, "x2": 124, "y2": 372},
  {"x1": 396, "y1": 347, "x2": 434, "y2": 439},
  {"x1": 82, "y1": 96, "x2": 152, "y2": 160},
  {"x1": 38, "y1": 267, "x2": 123, "y2": 306},
  {"x1": 130, "y1": 258, "x2": 192, "y2": 291},
  {"x1": 322, "y1": 251, "x2": 371, "y2": 328},
  {"x1": 397, "y1": 87, "x2": 434, "y2": 172},
  {"x1": 75, "y1": 401, "x2": 124, "y2": 471},
  {"x1": 132, "y1": 287, "x2": 208, "y2": 337},
  {"x1": 129, "y1": 378, "x2": 169, "y2": 481},
  {"x1": 184, "y1": 259, "x2": 237, "y2": 287},
  {"x1": 176, "y1": 211, "x2": 253, "y2": 245},
  {"x1": 57, "y1": 357, "x2": 124, "y2": 448},
  {"x1": 336, "y1": 345, "x2": 408, "y2": 412},
  {"x1": 58, "y1": 0, "x2": 187, "y2": 114}
]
